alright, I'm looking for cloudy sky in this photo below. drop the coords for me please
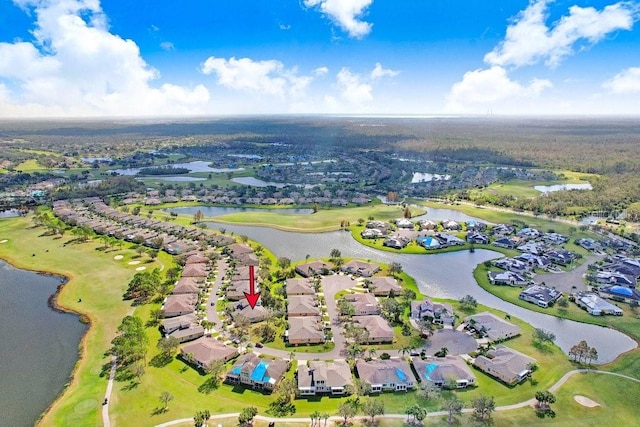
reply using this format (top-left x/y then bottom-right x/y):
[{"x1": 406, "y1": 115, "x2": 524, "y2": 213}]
[{"x1": 0, "y1": 0, "x2": 639, "y2": 117}]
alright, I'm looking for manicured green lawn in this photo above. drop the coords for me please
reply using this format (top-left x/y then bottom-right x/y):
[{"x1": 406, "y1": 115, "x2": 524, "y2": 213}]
[{"x1": 205, "y1": 205, "x2": 424, "y2": 233}]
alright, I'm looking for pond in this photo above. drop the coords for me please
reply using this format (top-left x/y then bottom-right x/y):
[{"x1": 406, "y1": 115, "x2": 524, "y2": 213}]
[
  {"x1": 166, "y1": 206, "x2": 314, "y2": 217},
  {"x1": 411, "y1": 206, "x2": 487, "y2": 223},
  {"x1": 203, "y1": 224, "x2": 636, "y2": 363},
  {"x1": 411, "y1": 172, "x2": 451, "y2": 183},
  {"x1": 534, "y1": 183, "x2": 593, "y2": 193},
  {"x1": 109, "y1": 160, "x2": 244, "y2": 176},
  {"x1": 0, "y1": 260, "x2": 86, "y2": 426}
]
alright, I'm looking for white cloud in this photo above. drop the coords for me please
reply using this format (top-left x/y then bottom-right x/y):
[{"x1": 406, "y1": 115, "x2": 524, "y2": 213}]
[
  {"x1": 160, "y1": 41, "x2": 174, "y2": 51},
  {"x1": 336, "y1": 67, "x2": 373, "y2": 105},
  {"x1": 370, "y1": 62, "x2": 399, "y2": 79},
  {"x1": 304, "y1": 0, "x2": 374, "y2": 38},
  {"x1": 0, "y1": 0, "x2": 209, "y2": 117},
  {"x1": 485, "y1": 0, "x2": 637, "y2": 68},
  {"x1": 446, "y1": 66, "x2": 552, "y2": 112},
  {"x1": 314, "y1": 66, "x2": 329, "y2": 76},
  {"x1": 603, "y1": 67, "x2": 640, "y2": 93},
  {"x1": 279, "y1": 24, "x2": 291, "y2": 30},
  {"x1": 201, "y1": 56, "x2": 312, "y2": 98}
]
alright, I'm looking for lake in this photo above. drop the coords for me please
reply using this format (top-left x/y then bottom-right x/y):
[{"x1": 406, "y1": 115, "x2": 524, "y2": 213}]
[
  {"x1": 534, "y1": 183, "x2": 593, "y2": 193},
  {"x1": 109, "y1": 160, "x2": 244, "y2": 176},
  {"x1": 411, "y1": 172, "x2": 451, "y2": 183},
  {"x1": 166, "y1": 206, "x2": 314, "y2": 217},
  {"x1": 204, "y1": 224, "x2": 636, "y2": 363},
  {"x1": 0, "y1": 260, "x2": 86, "y2": 427}
]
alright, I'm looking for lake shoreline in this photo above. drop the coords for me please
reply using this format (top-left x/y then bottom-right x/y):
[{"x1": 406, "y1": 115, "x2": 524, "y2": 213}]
[{"x1": 0, "y1": 254, "x2": 91, "y2": 426}]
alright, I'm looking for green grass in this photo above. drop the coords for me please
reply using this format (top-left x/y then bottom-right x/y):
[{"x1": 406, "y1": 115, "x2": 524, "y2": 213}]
[
  {"x1": 204, "y1": 205, "x2": 424, "y2": 233},
  {"x1": 0, "y1": 216, "x2": 172, "y2": 427},
  {"x1": 14, "y1": 159, "x2": 51, "y2": 172}
]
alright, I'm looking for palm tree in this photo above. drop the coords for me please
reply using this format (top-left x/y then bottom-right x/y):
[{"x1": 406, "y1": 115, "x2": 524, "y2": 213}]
[{"x1": 310, "y1": 410, "x2": 321, "y2": 427}]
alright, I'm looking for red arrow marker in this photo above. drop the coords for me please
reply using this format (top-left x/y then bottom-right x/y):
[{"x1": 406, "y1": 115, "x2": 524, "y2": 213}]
[{"x1": 244, "y1": 265, "x2": 261, "y2": 309}]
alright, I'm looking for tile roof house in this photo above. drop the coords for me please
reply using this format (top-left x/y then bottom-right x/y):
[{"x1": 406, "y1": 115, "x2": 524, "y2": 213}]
[
  {"x1": 297, "y1": 360, "x2": 353, "y2": 396},
  {"x1": 287, "y1": 317, "x2": 325, "y2": 345},
  {"x1": 225, "y1": 353, "x2": 288, "y2": 391},
  {"x1": 474, "y1": 345, "x2": 536, "y2": 385},
  {"x1": 295, "y1": 261, "x2": 333, "y2": 278},
  {"x1": 285, "y1": 278, "x2": 315, "y2": 296},
  {"x1": 162, "y1": 294, "x2": 197, "y2": 318},
  {"x1": 172, "y1": 277, "x2": 202, "y2": 294},
  {"x1": 182, "y1": 263, "x2": 209, "y2": 279},
  {"x1": 344, "y1": 293, "x2": 380, "y2": 316},
  {"x1": 356, "y1": 359, "x2": 415, "y2": 392},
  {"x1": 341, "y1": 260, "x2": 381, "y2": 277},
  {"x1": 232, "y1": 301, "x2": 269, "y2": 323},
  {"x1": 464, "y1": 312, "x2": 521, "y2": 341},
  {"x1": 488, "y1": 271, "x2": 529, "y2": 286},
  {"x1": 180, "y1": 337, "x2": 238, "y2": 370},
  {"x1": 287, "y1": 295, "x2": 321, "y2": 317},
  {"x1": 413, "y1": 356, "x2": 476, "y2": 388},
  {"x1": 353, "y1": 316, "x2": 394, "y2": 343},
  {"x1": 368, "y1": 277, "x2": 402, "y2": 297}
]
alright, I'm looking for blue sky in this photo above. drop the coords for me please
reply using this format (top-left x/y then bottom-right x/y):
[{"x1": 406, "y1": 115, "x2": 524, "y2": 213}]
[{"x1": 0, "y1": 0, "x2": 639, "y2": 117}]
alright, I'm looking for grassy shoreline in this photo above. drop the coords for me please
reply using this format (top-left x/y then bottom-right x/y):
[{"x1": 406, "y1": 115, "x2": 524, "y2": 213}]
[{"x1": 0, "y1": 216, "x2": 173, "y2": 426}]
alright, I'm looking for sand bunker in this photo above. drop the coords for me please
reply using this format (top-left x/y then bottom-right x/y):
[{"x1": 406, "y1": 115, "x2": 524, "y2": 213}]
[
  {"x1": 574, "y1": 395, "x2": 600, "y2": 407},
  {"x1": 128, "y1": 260, "x2": 141, "y2": 265},
  {"x1": 0, "y1": 239, "x2": 8, "y2": 243},
  {"x1": 135, "y1": 266, "x2": 146, "y2": 271},
  {"x1": 113, "y1": 255, "x2": 124, "y2": 260}
]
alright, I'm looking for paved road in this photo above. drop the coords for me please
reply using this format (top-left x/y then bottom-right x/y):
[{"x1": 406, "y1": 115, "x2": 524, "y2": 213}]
[
  {"x1": 102, "y1": 358, "x2": 116, "y2": 427},
  {"x1": 153, "y1": 369, "x2": 640, "y2": 427},
  {"x1": 535, "y1": 255, "x2": 603, "y2": 293},
  {"x1": 206, "y1": 259, "x2": 228, "y2": 330}
]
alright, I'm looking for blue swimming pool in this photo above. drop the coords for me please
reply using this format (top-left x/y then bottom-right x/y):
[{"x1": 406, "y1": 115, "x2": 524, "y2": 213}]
[{"x1": 251, "y1": 361, "x2": 269, "y2": 382}]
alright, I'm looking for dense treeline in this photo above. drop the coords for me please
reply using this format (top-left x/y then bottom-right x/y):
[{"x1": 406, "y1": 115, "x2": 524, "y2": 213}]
[{"x1": 53, "y1": 176, "x2": 145, "y2": 200}]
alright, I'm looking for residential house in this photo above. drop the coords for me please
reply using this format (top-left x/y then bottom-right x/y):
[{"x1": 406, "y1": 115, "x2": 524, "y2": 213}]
[
  {"x1": 395, "y1": 218, "x2": 415, "y2": 229},
  {"x1": 182, "y1": 263, "x2": 209, "y2": 279},
  {"x1": 297, "y1": 360, "x2": 353, "y2": 396},
  {"x1": 574, "y1": 293, "x2": 623, "y2": 316},
  {"x1": 418, "y1": 219, "x2": 438, "y2": 231},
  {"x1": 442, "y1": 220, "x2": 461, "y2": 231},
  {"x1": 516, "y1": 227, "x2": 541, "y2": 240},
  {"x1": 368, "y1": 277, "x2": 402, "y2": 297},
  {"x1": 543, "y1": 232, "x2": 569, "y2": 245},
  {"x1": 161, "y1": 313, "x2": 205, "y2": 343},
  {"x1": 285, "y1": 278, "x2": 315, "y2": 296},
  {"x1": 488, "y1": 271, "x2": 529, "y2": 286},
  {"x1": 493, "y1": 258, "x2": 530, "y2": 274},
  {"x1": 545, "y1": 249, "x2": 576, "y2": 266},
  {"x1": 465, "y1": 220, "x2": 487, "y2": 232},
  {"x1": 232, "y1": 301, "x2": 269, "y2": 323},
  {"x1": 466, "y1": 232, "x2": 489, "y2": 245},
  {"x1": 180, "y1": 338, "x2": 238, "y2": 370},
  {"x1": 287, "y1": 295, "x2": 321, "y2": 317},
  {"x1": 383, "y1": 236, "x2": 410, "y2": 249},
  {"x1": 417, "y1": 235, "x2": 442, "y2": 249},
  {"x1": 519, "y1": 284, "x2": 562, "y2": 308},
  {"x1": 474, "y1": 345, "x2": 536, "y2": 385},
  {"x1": 344, "y1": 293, "x2": 380, "y2": 316},
  {"x1": 225, "y1": 353, "x2": 288, "y2": 391},
  {"x1": 491, "y1": 224, "x2": 515, "y2": 236},
  {"x1": 464, "y1": 312, "x2": 521, "y2": 341},
  {"x1": 295, "y1": 261, "x2": 332, "y2": 277},
  {"x1": 353, "y1": 316, "x2": 394, "y2": 343},
  {"x1": 411, "y1": 297, "x2": 454, "y2": 325},
  {"x1": 356, "y1": 359, "x2": 415, "y2": 392},
  {"x1": 492, "y1": 237, "x2": 519, "y2": 249},
  {"x1": 435, "y1": 233, "x2": 465, "y2": 246},
  {"x1": 361, "y1": 228, "x2": 385, "y2": 239},
  {"x1": 341, "y1": 260, "x2": 380, "y2": 277},
  {"x1": 287, "y1": 317, "x2": 325, "y2": 345},
  {"x1": 162, "y1": 294, "x2": 197, "y2": 318},
  {"x1": 598, "y1": 285, "x2": 640, "y2": 304},
  {"x1": 413, "y1": 356, "x2": 476, "y2": 388},
  {"x1": 172, "y1": 277, "x2": 202, "y2": 294}
]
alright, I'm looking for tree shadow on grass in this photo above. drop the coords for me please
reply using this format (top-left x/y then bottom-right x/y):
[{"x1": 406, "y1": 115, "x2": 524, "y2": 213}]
[
  {"x1": 149, "y1": 353, "x2": 173, "y2": 368},
  {"x1": 197, "y1": 377, "x2": 220, "y2": 394},
  {"x1": 122, "y1": 380, "x2": 140, "y2": 391},
  {"x1": 151, "y1": 407, "x2": 167, "y2": 416}
]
